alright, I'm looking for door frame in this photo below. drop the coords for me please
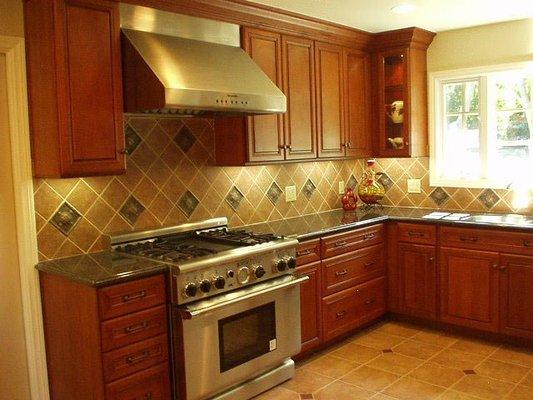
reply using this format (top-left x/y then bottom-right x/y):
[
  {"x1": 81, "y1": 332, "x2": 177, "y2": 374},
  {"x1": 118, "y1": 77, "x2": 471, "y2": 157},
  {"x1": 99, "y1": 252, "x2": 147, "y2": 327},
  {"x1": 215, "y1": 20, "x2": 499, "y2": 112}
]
[{"x1": 0, "y1": 35, "x2": 50, "y2": 400}]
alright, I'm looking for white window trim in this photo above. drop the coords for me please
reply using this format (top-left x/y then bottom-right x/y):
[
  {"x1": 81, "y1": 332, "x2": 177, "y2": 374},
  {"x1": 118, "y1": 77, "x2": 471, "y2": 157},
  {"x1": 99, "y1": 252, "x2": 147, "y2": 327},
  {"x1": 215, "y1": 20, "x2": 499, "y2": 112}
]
[{"x1": 429, "y1": 61, "x2": 533, "y2": 189}]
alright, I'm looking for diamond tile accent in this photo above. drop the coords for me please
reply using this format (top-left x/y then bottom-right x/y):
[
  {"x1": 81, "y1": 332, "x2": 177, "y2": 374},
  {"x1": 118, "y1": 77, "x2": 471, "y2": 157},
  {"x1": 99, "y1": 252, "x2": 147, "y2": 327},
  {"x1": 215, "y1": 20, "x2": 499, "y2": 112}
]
[
  {"x1": 478, "y1": 189, "x2": 500, "y2": 209},
  {"x1": 302, "y1": 179, "x2": 317, "y2": 199},
  {"x1": 174, "y1": 125, "x2": 196, "y2": 153},
  {"x1": 463, "y1": 370, "x2": 476, "y2": 375},
  {"x1": 50, "y1": 202, "x2": 81, "y2": 235},
  {"x1": 382, "y1": 349, "x2": 394, "y2": 353},
  {"x1": 119, "y1": 196, "x2": 145, "y2": 225},
  {"x1": 225, "y1": 186, "x2": 244, "y2": 211},
  {"x1": 266, "y1": 182, "x2": 283, "y2": 205},
  {"x1": 177, "y1": 191, "x2": 199, "y2": 217},
  {"x1": 430, "y1": 187, "x2": 450, "y2": 206},
  {"x1": 124, "y1": 125, "x2": 142, "y2": 154},
  {"x1": 347, "y1": 174, "x2": 358, "y2": 190},
  {"x1": 300, "y1": 395, "x2": 314, "y2": 399},
  {"x1": 378, "y1": 172, "x2": 393, "y2": 192}
]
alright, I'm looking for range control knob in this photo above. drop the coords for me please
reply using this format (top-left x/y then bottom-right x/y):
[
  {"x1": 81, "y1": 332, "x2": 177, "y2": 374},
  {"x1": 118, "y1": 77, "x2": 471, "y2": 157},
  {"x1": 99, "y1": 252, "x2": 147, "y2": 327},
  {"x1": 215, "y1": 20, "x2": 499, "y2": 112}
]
[
  {"x1": 184, "y1": 282, "x2": 198, "y2": 298},
  {"x1": 236, "y1": 266, "x2": 250, "y2": 284},
  {"x1": 254, "y1": 265, "x2": 266, "y2": 279},
  {"x1": 275, "y1": 259, "x2": 287, "y2": 271},
  {"x1": 199, "y1": 279, "x2": 211, "y2": 293},
  {"x1": 287, "y1": 257, "x2": 297, "y2": 269},
  {"x1": 213, "y1": 276, "x2": 226, "y2": 289}
]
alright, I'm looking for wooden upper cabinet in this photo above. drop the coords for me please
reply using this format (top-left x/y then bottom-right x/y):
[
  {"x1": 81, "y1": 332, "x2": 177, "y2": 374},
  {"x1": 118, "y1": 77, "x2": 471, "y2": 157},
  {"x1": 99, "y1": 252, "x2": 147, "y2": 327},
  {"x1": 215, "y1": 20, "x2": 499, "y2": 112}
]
[
  {"x1": 242, "y1": 27, "x2": 285, "y2": 162},
  {"x1": 24, "y1": 0, "x2": 125, "y2": 177},
  {"x1": 344, "y1": 49, "x2": 372, "y2": 158},
  {"x1": 315, "y1": 42, "x2": 344, "y2": 158},
  {"x1": 282, "y1": 36, "x2": 317, "y2": 160}
]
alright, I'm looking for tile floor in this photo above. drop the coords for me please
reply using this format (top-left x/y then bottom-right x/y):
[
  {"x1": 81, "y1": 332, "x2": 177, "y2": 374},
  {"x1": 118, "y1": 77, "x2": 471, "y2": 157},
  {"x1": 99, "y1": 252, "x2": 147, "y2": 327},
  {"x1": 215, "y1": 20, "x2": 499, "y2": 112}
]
[{"x1": 254, "y1": 321, "x2": 533, "y2": 400}]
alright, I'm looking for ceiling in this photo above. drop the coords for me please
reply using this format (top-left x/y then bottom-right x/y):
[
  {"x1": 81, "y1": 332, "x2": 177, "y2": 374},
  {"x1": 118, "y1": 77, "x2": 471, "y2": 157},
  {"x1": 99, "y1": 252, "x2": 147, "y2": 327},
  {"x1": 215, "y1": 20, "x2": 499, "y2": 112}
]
[{"x1": 247, "y1": 0, "x2": 533, "y2": 33}]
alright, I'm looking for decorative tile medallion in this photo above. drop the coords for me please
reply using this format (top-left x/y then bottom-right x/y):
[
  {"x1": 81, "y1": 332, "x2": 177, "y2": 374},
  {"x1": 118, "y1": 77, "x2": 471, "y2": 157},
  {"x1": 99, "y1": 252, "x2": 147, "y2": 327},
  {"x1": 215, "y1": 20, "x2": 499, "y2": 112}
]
[
  {"x1": 174, "y1": 125, "x2": 196, "y2": 153},
  {"x1": 50, "y1": 202, "x2": 81, "y2": 235},
  {"x1": 478, "y1": 189, "x2": 500, "y2": 209},
  {"x1": 124, "y1": 125, "x2": 142, "y2": 154},
  {"x1": 347, "y1": 174, "x2": 358, "y2": 190},
  {"x1": 266, "y1": 182, "x2": 283, "y2": 205},
  {"x1": 463, "y1": 369, "x2": 476, "y2": 375},
  {"x1": 382, "y1": 349, "x2": 394, "y2": 353},
  {"x1": 225, "y1": 186, "x2": 244, "y2": 211},
  {"x1": 300, "y1": 395, "x2": 314, "y2": 400},
  {"x1": 378, "y1": 172, "x2": 393, "y2": 192},
  {"x1": 119, "y1": 195, "x2": 145, "y2": 225},
  {"x1": 430, "y1": 187, "x2": 450, "y2": 206},
  {"x1": 177, "y1": 191, "x2": 199, "y2": 217},
  {"x1": 302, "y1": 179, "x2": 317, "y2": 199}
]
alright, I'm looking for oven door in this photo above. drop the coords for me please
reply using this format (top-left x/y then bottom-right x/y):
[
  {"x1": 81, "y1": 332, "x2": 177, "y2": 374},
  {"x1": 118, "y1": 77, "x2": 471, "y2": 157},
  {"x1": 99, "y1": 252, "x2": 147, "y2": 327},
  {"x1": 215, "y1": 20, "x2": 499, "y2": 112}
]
[{"x1": 177, "y1": 275, "x2": 307, "y2": 400}]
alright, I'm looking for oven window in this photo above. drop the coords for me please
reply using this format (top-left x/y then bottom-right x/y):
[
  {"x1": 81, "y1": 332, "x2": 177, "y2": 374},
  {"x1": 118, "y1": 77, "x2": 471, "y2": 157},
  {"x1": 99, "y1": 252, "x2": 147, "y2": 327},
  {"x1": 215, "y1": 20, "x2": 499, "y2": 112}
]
[{"x1": 218, "y1": 302, "x2": 276, "y2": 372}]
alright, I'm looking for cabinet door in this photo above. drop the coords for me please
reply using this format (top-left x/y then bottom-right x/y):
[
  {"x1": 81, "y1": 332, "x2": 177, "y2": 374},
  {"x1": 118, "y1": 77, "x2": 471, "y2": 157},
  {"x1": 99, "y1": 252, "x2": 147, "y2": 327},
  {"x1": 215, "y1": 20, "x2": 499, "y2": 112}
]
[
  {"x1": 242, "y1": 27, "x2": 285, "y2": 162},
  {"x1": 315, "y1": 42, "x2": 345, "y2": 158},
  {"x1": 282, "y1": 36, "x2": 317, "y2": 160},
  {"x1": 440, "y1": 247, "x2": 499, "y2": 332},
  {"x1": 344, "y1": 48, "x2": 372, "y2": 158},
  {"x1": 499, "y1": 254, "x2": 533, "y2": 339},
  {"x1": 296, "y1": 261, "x2": 322, "y2": 353},
  {"x1": 398, "y1": 243, "x2": 436, "y2": 319}
]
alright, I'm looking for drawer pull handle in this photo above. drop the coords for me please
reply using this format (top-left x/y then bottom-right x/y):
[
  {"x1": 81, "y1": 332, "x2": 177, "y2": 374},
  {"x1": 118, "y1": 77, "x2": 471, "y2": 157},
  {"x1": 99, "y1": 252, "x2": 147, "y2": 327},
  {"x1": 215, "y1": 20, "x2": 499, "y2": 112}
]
[
  {"x1": 365, "y1": 298, "x2": 376, "y2": 305},
  {"x1": 499, "y1": 265, "x2": 507, "y2": 271},
  {"x1": 408, "y1": 231, "x2": 424, "y2": 237},
  {"x1": 363, "y1": 233, "x2": 375, "y2": 240},
  {"x1": 459, "y1": 235, "x2": 478, "y2": 242},
  {"x1": 524, "y1": 241, "x2": 532, "y2": 247},
  {"x1": 126, "y1": 350, "x2": 150, "y2": 364},
  {"x1": 335, "y1": 269, "x2": 348, "y2": 277},
  {"x1": 334, "y1": 240, "x2": 347, "y2": 247},
  {"x1": 336, "y1": 310, "x2": 347, "y2": 319},
  {"x1": 122, "y1": 290, "x2": 146, "y2": 303},
  {"x1": 297, "y1": 249, "x2": 312, "y2": 257},
  {"x1": 145, "y1": 393, "x2": 153, "y2": 400},
  {"x1": 124, "y1": 321, "x2": 148, "y2": 334},
  {"x1": 363, "y1": 261, "x2": 375, "y2": 269}
]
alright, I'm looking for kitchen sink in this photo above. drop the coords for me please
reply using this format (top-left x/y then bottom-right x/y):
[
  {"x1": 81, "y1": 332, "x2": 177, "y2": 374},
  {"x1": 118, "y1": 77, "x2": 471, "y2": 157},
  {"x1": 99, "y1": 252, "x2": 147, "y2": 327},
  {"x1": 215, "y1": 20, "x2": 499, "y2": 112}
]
[{"x1": 464, "y1": 214, "x2": 533, "y2": 226}]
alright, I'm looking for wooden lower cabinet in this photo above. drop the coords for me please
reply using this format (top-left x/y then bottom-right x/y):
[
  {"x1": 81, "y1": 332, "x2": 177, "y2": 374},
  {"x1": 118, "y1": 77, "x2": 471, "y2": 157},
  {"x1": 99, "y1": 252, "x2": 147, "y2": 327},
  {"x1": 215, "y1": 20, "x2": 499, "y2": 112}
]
[
  {"x1": 439, "y1": 247, "x2": 500, "y2": 332},
  {"x1": 105, "y1": 363, "x2": 171, "y2": 400},
  {"x1": 296, "y1": 261, "x2": 322, "y2": 353},
  {"x1": 398, "y1": 243, "x2": 436, "y2": 319},
  {"x1": 499, "y1": 254, "x2": 533, "y2": 339}
]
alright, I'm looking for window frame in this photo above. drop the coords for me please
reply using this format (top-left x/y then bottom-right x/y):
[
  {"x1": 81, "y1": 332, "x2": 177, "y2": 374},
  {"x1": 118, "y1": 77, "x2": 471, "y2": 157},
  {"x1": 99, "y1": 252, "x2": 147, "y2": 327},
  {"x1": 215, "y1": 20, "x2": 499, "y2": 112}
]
[{"x1": 429, "y1": 62, "x2": 533, "y2": 189}]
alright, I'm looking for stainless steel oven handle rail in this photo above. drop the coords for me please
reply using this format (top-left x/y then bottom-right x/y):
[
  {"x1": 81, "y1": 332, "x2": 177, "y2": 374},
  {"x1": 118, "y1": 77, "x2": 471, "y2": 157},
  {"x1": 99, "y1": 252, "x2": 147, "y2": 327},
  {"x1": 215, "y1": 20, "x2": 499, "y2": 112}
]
[{"x1": 179, "y1": 275, "x2": 309, "y2": 319}]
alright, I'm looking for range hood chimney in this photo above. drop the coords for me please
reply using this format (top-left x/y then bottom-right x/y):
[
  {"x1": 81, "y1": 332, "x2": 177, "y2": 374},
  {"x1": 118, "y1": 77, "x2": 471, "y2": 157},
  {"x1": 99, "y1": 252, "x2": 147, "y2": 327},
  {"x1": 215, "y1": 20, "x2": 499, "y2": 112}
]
[{"x1": 120, "y1": 4, "x2": 287, "y2": 116}]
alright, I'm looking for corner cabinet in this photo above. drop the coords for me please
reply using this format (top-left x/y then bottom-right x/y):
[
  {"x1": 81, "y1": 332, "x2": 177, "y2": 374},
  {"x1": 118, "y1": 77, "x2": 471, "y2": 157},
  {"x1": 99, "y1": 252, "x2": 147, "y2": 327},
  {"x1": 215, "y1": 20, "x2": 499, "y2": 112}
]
[
  {"x1": 372, "y1": 28, "x2": 435, "y2": 157},
  {"x1": 24, "y1": 0, "x2": 126, "y2": 177}
]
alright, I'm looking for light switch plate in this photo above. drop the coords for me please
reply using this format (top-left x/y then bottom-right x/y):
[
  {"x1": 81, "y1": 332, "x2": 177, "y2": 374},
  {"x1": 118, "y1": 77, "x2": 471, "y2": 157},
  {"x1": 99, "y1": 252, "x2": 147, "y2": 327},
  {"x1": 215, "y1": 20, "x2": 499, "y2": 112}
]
[
  {"x1": 285, "y1": 185, "x2": 297, "y2": 202},
  {"x1": 338, "y1": 180, "x2": 345, "y2": 195},
  {"x1": 407, "y1": 179, "x2": 421, "y2": 193}
]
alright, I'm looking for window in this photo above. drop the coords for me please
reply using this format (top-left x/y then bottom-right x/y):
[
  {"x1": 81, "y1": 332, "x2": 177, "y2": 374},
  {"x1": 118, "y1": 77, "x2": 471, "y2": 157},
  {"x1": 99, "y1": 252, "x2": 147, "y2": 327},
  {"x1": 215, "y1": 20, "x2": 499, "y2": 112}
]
[{"x1": 430, "y1": 63, "x2": 533, "y2": 189}]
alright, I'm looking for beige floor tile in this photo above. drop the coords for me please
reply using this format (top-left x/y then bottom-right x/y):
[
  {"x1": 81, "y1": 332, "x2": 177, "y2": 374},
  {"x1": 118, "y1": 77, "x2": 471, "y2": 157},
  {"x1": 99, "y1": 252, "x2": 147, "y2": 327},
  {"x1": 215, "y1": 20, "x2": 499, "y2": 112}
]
[
  {"x1": 393, "y1": 340, "x2": 444, "y2": 360},
  {"x1": 341, "y1": 365, "x2": 400, "y2": 392},
  {"x1": 304, "y1": 355, "x2": 359, "y2": 378},
  {"x1": 366, "y1": 352, "x2": 424, "y2": 375},
  {"x1": 506, "y1": 385, "x2": 533, "y2": 400},
  {"x1": 253, "y1": 386, "x2": 300, "y2": 400},
  {"x1": 490, "y1": 346, "x2": 533, "y2": 368},
  {"x1": 372, "y1": 321, "x2": 421, "y2": 338},
  {"x1": 521, "y1": 370, "x2": 533, "y2": 387},
  {"x1": 409, "y1": 362, "x2": 465, "y2": 388},
  {"x1": 282, "y1": 368, "x2": 334, "y2": 393},
  {"x1": 313, "y1": 381, "x2": 375, "y2": 400},
  {"x1": 431, "y1": 349, "x2": 485, "y2": 371},
  {"x1": 449, "y1": 338, "x2": 500, "y2": 357},
  {"x1": 436, "y1": 390, "x2": 483, "y2": 400},
  {"x1": 411, "y1": 329, "x2": 459, "y2": 347},
  {"x1": 475, "y1": 358, "x2": 530, "y2": 383},
  {"x1": 331, "y1": 342, "x2": 382, "y2": 364},
  {"x1": 351, "y1": 332, "x2": 406, "y2": 350},
  {"x1": 382, "y1": 376, "x2": 446, "y2": 400},
  {"x1": 451, "y1": 374, "x2": 515, "y2": 400}
]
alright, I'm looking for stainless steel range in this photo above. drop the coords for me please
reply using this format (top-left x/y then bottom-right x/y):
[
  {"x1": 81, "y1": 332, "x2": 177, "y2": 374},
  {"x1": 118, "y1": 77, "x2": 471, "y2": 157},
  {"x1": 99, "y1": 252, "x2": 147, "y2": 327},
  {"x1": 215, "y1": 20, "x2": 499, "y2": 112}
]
[{"x1": 111, "y1": 218, "x2": 306, "y2": 400}]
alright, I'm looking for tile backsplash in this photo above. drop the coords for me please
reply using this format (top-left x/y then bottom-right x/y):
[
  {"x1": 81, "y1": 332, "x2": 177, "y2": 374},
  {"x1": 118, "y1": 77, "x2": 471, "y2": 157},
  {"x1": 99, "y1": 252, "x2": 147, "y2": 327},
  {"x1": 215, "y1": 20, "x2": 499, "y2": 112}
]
[{"x1": 33, "y1": 116, "x2": 531, "y2": 260}]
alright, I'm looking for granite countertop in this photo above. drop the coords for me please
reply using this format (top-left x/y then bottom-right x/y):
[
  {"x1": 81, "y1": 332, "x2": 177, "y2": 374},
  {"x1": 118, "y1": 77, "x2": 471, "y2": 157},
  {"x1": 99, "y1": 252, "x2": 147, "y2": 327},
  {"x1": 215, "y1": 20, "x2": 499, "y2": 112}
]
[{"x1": 37, "y1": 206, "x2": 532, "y2": 287}]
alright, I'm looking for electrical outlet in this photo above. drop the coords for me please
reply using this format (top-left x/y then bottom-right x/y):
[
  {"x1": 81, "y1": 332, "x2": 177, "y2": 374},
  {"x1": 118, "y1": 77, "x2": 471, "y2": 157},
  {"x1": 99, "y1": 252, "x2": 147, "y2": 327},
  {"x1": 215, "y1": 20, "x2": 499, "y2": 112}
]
[
  {"x1": 338, "y1": 180, "x2": 345, "y2": 195},
  {"x1": 285, "y1": 185, "x2": 297, "y2": 202},
  {"x1": 407, "y1": 179, "x2": 421, "y2": 193}
]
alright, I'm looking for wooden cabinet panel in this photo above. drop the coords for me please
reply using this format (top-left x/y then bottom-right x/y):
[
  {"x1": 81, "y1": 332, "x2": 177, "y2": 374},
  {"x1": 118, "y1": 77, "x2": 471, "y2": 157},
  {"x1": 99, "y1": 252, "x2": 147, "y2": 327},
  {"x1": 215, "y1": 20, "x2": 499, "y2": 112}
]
[
  {"x1": 105, "y1": 362, "x2": 171, "y2": 400},
  {"x1": 398, "y1": 243, "x2": 436, "y2": 319},
  {"x1": 499, "y1": 254, "x2": 533, "y2": 339},
  {"x1": 242, "y1": 27, "x2": 285, "y2": 162},
  {"x1": 321, "y1": 224, "x2": 384, "y2": 259},
  {"x1": 282, "y1": 36, "x2": 317, "y2": 160},
  {"x1": 397, "y1": 222, "x2": 436, "y2": 245},
  {"x1": 315, "y1": 42, "x2": 345, "y2": 158},
  {"x1": 440, "y1": 247, "x2": 499, "y2": 332},
  {"x1": 296, "y1": 261, "x2": 322, "y2": 353},
  {"x1": 344, "y1": 49, "x2": 372, "y2": 158},
  {"x1": 296, "y1": 239, "x2": 321, "y2": 265}
]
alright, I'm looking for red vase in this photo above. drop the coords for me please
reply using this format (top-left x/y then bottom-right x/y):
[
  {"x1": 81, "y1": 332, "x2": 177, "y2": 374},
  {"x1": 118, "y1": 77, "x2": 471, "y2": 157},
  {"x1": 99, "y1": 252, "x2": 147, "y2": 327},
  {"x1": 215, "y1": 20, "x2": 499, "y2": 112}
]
[{"x1": 341, "y1": 188, "x2": 357, "y2": 211}]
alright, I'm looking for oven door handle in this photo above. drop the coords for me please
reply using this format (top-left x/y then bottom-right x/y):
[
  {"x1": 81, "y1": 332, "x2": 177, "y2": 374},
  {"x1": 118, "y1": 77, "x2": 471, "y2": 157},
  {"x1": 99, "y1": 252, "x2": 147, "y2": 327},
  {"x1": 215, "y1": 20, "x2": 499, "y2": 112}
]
[{"x1": 179, "y1": 275, "x2": 309, "y2": 320}]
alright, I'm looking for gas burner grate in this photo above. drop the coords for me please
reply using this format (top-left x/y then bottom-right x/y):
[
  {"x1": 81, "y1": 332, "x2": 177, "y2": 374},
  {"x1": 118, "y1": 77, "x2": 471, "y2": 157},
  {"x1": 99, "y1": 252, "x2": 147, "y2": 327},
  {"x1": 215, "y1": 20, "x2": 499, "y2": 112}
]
[
  {"x1": 197, "y1": 228, "x2": 280, "y2": 246},
  {"x1": 116, "y1": 241, "x2": 218, "y2": 262}
]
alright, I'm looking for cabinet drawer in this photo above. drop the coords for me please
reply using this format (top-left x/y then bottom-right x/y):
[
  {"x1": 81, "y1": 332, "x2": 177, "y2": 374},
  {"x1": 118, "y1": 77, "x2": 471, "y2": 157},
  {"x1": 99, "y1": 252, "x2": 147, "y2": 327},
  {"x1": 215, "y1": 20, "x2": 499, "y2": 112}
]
[
  {"x1": 102, "y1": 334, "x2": 168, "y2": 382},
  {"x1": 398, "y1": 223, "x2": 436, "y2": 244},
  {"x1": 322, "y1": 244, "x2": 384, "y2": 296},
  {"x1": 322, "y1": 276, "x2": 386, "y2": 341},
  {"x1": 101, "y1": 305, "x2": 168, "y2": 352},
  {"x1": 98, "y1": 275, "x2": 166, "y2": 320},
  {"x1": 440, "y1": 226, "x2": 533, "y2": 255},
  {"x1": 296, "y1": 239, "x2": 321, "y2": 265},
  {"x1": 321, "y1": 224, "x2": 384, "y2": 258},
  {"x1": 105, "y1": 362, "x2": 171, "y2": 400}
]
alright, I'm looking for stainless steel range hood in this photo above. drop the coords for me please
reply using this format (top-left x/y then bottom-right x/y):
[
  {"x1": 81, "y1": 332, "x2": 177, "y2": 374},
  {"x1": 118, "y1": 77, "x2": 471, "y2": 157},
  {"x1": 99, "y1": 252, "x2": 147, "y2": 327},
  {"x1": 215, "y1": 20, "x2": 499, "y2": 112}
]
[{"x1": 120, "y1": 4, "x2": 286, "y2": 115}]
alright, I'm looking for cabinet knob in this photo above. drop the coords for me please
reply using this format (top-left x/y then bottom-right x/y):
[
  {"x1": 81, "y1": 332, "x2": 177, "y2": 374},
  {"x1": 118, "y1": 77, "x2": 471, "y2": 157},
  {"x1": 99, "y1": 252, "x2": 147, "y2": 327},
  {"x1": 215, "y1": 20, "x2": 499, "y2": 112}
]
[
  {"x1": 429, "y1": 257, "x2": 435, "y2": 262},
  {"x1": 119, "y1": 148, "x2": 130, "y2": 155},
  {"x1": 491, "y1": 264, "x2": 499, "y2": 270},
  {"x1": 499, "y1": 265, "x2": 507, "y2": 272}
]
